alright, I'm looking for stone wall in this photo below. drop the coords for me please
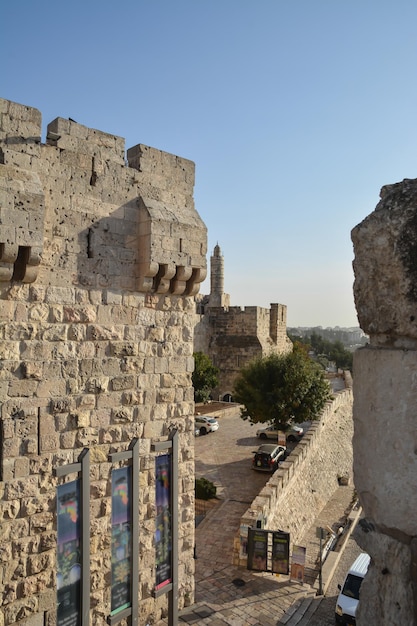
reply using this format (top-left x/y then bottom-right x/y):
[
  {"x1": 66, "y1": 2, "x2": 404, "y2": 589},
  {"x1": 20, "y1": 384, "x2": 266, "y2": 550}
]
[
  {"x1": 234, "y1": 386, "x2": 354, "y2": 565},
  {"x1": 194, "y1": 401, "x2": 241, "y2": 420},
  {"x1": 194, "y1": 303, "x2": 292, "y2": 399},
  {"x1": 0, "y1": 98, "x2": 207, "y2": 625},
  {"x1": 351, "y1": 178, "x2": 417, "y2": 625}
]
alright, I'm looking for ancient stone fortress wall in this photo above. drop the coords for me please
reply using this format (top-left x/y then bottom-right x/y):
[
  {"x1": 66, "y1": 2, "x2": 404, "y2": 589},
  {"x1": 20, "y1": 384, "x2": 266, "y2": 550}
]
[
  {"x1": 234, "y1": 386, "x2": 354, "y2": 565},
  {"x1": 352, "y1": 178, "x2": 417, "y2": 626},
  {"x1": 194, "y1": 303, "x2": 292, "y2": 399},
  {"x1": 0, "y1": 98, "x2": 207, "y2": 625}
]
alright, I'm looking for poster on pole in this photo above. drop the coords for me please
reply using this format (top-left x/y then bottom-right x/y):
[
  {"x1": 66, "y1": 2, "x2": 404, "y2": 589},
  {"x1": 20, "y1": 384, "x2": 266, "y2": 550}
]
[
  {"x1": 278, "y1": 431, "x2": 287, "y2": 446},
  {"x1": 290, "y1": 545, "x2": 307, "y2": 583},
  {"x1": 247, "y1": 529, "x2": 268, "y2": 572},
  {"x1": 111, "y1": 466, "x2": 132, "y2": 615},
  {"x1": 272, "y1": 531, "x2": 290, "y2": 574},
  {"x1": 57, "y1": 480, "x2": 81, "y2": 626},
  {"x1": 239, "y1": 525, "x2": 249, "y2": 558},
  {"x1": 155, "y1": 454, "x2": 172, "y2": 590}
]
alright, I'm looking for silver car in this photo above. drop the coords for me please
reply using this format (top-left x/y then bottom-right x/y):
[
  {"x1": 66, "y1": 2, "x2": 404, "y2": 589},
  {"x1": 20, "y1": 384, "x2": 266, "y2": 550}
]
[
  {"x1": 195, "y1": 416, "x2": 219, "y2": 435},
  {"x1": 256, "y1": 423, "x2": 304, "y2": 443}
]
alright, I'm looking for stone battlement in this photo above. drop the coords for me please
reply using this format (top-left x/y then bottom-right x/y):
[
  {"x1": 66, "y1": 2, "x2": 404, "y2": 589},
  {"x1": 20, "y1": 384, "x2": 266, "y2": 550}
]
[
  {"x1": 0, "y1": 98, "x2": 207, "y2": 294},
  {"x1": 0, "y1": 97, "x2": 207, "y2": 625}
]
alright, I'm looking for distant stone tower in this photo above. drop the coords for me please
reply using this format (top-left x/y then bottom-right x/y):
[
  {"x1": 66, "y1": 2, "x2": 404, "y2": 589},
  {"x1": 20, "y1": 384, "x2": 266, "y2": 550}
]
[
  {"x1": 207, "y1": 243, "x2": 230, "y2": 308},
  {"x1": 193, "y1": 244, "x2": 291, "y2": 399}
]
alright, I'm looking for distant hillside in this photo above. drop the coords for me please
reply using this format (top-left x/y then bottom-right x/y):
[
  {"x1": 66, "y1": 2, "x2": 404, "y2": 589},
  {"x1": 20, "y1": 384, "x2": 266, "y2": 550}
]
[{"x1": 287, "y1": 326, "x2": 368, "y2": 350}]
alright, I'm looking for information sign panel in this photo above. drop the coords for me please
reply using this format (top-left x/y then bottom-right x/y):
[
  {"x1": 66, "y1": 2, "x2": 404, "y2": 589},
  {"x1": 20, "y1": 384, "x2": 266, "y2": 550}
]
[
  {"x1": 155, "y1": 454, "x2": 172, "y2": 590},
  {"x1": 57, "y1": 480, "x2": 81, "y2": 626},
  {"x1": 272, "y1": 531, "x2": 290, "y2": 574},
  {"x1": 111, "y1": 467, "x2": 132, "y2": 615}
]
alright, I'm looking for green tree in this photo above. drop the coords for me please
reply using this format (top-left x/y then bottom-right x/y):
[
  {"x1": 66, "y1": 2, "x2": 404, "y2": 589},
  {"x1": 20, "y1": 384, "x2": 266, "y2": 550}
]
[
  {"x1": 192, "y1": 352, "x2": 219, "y2": 403},
  {"x1": 233, "y1": 344, "x2": 332, "y2": 429},
  {"x1": 327, "y1": 340, "x2": 353, "y2": 370},
  {"x1": 288, "y1": 332, "x2": 353, "y2": 371}
]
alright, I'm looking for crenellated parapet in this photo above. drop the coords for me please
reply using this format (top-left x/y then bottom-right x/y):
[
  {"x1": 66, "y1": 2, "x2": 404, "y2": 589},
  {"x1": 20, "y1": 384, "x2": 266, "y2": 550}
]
[
  {"x1": 0, "y1": 97, "x2": 206, "y2": 625},
  {"x1": 0, "y1": 100, "x2": 45, "y2": 282},
  {"x1": 0, "y1": 98, "x2": 207, "y2": 295},
  {"x1": 194, "y1": 294, "x2": 292, "y2": 399}
]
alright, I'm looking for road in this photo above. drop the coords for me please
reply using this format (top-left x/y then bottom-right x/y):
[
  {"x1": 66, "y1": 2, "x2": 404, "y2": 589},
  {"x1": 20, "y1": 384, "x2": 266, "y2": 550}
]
[
  {"x1": 195, "y1": 409, "x2": 301, "y2": 502},
  {"x1": 194, "y1": 409, "x2": 303, "y2": 575},
  {"x1": 194, "y1": 409, "x2": 363, "y2": 626},
  {"x1": 308, "y1": 526, "x2": 363, "y2": 625}
]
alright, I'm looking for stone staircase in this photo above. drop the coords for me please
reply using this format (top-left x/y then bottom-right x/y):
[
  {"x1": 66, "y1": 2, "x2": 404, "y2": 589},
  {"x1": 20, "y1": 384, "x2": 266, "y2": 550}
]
[{"x1": 277, "y1": 592, "x2": 323, "y2": 626}]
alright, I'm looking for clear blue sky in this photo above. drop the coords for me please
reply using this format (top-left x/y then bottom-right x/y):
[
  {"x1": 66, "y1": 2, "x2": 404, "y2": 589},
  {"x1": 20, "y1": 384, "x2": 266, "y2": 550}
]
[{"x1": 3, "y1": 1, "x2": 417, "y2": 327}]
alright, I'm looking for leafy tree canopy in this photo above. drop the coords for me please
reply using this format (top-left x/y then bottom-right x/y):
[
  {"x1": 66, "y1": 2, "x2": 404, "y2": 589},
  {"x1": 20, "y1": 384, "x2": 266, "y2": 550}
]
[
  {"x1": 192, "y1": 352, "x2": 219, "y2": 403},
  {"x1": 233, "y1": 344, "x2": 332, "y2": 428},
  {"x1": 288, "y1": 332, "x2": 353, "y2": 371}
]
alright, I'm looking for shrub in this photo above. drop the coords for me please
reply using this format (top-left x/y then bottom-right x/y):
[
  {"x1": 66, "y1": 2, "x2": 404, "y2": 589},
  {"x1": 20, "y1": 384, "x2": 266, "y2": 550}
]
[{"x1": 195, "y1": 477, "x2": 217, "y2": 500}]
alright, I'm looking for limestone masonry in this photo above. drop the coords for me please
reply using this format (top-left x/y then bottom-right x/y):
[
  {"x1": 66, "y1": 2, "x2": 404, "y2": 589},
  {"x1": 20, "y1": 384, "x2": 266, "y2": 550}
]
[
  {"x1": 235, "y1": 385, "x2": 354, "y2": 567},
  {"x1": 352, "y1": 178, "x2": 417, "y2": 625},
  {"x1": 0, "y1": 95, "x2": 359, "y2": 626},
  {"x1": 194, "y1": 244, "x2": 292, "y2": 400},
  {"x1": 0, "y1": 97, "x2": 207, "y2": 625}
]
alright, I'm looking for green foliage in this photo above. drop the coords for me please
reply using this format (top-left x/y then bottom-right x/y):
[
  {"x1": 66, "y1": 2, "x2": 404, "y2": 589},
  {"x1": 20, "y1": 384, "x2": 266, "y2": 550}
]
[
  {"x1": 195, "y1": 477, "x2": 217, "y2": 500},
  {"x1": 233, "y1": 344, "x2": 332, "y2": 427},
  {"x1": 289, "y1": 332, "x2": 353, "y2": 370},
  {"x1": 192, "y1": 352, "x2": 220, "y2": 403}
]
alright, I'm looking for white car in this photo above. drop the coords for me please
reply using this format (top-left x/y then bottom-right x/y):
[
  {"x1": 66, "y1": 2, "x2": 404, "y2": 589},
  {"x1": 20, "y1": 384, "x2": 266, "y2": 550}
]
[
  {"x1": 336, "y1": 553, "x2": 370, "y2": 624},
  {"x1": 195, "y1": 416, "x2": 219, "y2": 435},
  {"x1": 256, "y1": 424, "x2": 304, "y2": 443}
]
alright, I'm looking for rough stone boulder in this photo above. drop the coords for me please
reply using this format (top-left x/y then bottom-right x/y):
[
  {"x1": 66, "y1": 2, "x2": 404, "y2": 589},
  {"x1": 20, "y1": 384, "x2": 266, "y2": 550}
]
[{"x1": 352, "y1": 178, "x2": 417, "y2": 342}]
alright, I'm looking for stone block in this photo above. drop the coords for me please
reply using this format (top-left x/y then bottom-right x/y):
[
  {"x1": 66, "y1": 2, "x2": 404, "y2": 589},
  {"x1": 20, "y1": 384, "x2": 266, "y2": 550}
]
[{"x1": 353, "y1": 347, "x2": 417, "y2": 535}]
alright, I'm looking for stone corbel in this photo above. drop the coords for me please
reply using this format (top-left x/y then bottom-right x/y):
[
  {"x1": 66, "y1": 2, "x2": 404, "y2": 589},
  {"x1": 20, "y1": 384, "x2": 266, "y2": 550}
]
[
  {"x1": 136, "y1": 194, "x2": 207, "y2": 296},
  {"x1": 0, "y1": 244, "x2": 42, "y2": 283},
  {"x1": 19, "y1": 247, "x2": 43, "y2": 283},
  {"x1": 154, "y1": 263, "x2": 177, "y2": 294},
  {"x1": 170, "y1": 266, "x2": 193, "y2": 295},
  {"x1": 0, "y1": 243, "x2": 19, "y2": 281},
  {"x1": 137, "y1": 260, "x2": 160, "y2": 293},
  {"x1": 185, "y1": 267, "x2": 207, "y2": 296}
]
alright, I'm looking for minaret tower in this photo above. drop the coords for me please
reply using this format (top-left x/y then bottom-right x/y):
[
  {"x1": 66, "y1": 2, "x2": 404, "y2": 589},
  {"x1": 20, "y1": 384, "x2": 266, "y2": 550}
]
[{"x1": 207, "y1": 244, "x2": 230, "y2": 308}]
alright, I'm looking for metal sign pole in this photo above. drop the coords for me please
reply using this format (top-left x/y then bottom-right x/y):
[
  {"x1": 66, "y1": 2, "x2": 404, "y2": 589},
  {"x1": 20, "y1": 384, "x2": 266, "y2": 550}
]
[
  {"x1": 169, "y1": 430, "x2": 178, "y2": 626},
  {"x1": 317, "y1": 527, "x2": 323, "y2": 595},
  {"x1": 55, "y1": 448, "x2": 90, "y2": 626},
  {"x1": 152, "y1": 429, "x2": 179, "y2": 626}
]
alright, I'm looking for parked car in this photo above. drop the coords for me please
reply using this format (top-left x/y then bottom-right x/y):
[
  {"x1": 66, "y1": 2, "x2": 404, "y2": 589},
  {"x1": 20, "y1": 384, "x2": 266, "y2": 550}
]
[
  {"x1": 335, "y1": 552, "x2": 370, "y2": 625},
  {"x1": 195, "y1": 416, "x2": 219, "y2": 435},
  {"x1": 252, "y1": 444, "x2": 286, "y2": 472},
  {"x1": 256, "y1": 423, "x2": 304, "y2": 443}
]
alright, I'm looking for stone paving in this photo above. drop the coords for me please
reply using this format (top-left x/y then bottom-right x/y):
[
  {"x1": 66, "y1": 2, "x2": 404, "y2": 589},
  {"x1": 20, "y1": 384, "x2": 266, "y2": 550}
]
[{"x1": 156, "y1": 410, "x2": 356, "y2": 625}]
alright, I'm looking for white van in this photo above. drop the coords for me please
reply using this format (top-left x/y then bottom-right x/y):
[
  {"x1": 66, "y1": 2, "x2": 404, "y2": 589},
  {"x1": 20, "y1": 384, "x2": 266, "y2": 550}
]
[{"x1": 335, "y1": 552, "x2": 370, "y2": 625}]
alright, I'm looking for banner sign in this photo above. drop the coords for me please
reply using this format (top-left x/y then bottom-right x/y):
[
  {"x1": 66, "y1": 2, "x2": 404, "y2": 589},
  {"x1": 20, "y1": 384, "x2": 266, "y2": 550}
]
[
  {"x1": 272, "y1": 531, "x2": 290, "y2": 574},
  {"x1": 247, "y1": 529, "x2": 268, "y2": 571},
  {"x1": 290, "y1": 545, "x2": 307, "y2": 582},
  {"x1": 111, "y1": 467, "x2": 132, "y2": 615},
  {"x1": 57, "y1": 480, "x2": 81, "y2": 626},
  {"x1": 239, "y1": 525, "x2": 249, "y2": 558},
  {"x1": 155, "y1": 454, "x2": 172, "y2": 590}
]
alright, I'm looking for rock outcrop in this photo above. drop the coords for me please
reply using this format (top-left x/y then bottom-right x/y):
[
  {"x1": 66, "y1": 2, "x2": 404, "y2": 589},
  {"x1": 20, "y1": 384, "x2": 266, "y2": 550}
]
[{"x1": 352, "y1": 178, "x2": 417, "y2": 625}]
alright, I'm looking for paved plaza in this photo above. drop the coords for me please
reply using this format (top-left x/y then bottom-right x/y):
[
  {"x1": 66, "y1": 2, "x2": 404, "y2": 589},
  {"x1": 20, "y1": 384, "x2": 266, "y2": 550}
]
[{"x1": 157, "y1": 409, "x2": 358, "y2": 625}]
